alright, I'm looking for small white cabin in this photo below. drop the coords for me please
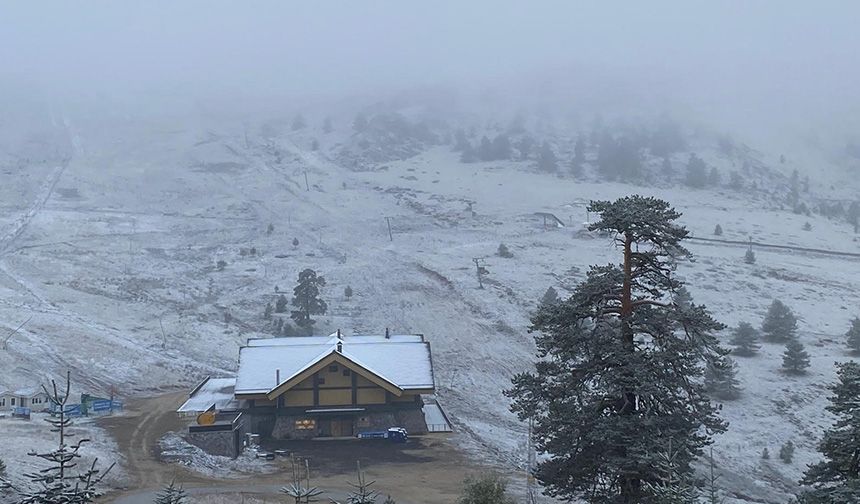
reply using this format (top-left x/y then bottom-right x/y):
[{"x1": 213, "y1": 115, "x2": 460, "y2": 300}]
[{"x1": 0, "y1": 388, "x2": 51, "y2": 411}]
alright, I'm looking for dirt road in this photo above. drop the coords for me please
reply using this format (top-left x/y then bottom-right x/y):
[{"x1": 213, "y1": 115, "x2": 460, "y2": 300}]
[{"x1": 100, "y1": 392, "x2": 513, "y2": 504}]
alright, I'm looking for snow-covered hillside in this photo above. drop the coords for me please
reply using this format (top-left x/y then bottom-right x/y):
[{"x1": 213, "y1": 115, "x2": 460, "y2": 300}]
[{"x1": 2, "y1": 116, "x2": 859, "y2": 503}]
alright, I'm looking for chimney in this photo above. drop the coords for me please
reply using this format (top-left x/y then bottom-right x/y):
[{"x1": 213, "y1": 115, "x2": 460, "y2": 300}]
[
  {"x1": 385, "y1": 327, "x2": 390, "y2": 339},
  {"x1": 337, "y1": 341, "x2": 343, "y2": 352},
  {"x1": 276, "y1": 368, "x2": 281, "y2": 385},
  {"x1": 337, "y1": 328, "x2": 341, "y2": 338}
]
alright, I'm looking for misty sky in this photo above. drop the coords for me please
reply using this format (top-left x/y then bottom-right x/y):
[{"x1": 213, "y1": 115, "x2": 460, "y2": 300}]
[{"x1": 2, "y1": 1, "x2": 859, "y2": 137}]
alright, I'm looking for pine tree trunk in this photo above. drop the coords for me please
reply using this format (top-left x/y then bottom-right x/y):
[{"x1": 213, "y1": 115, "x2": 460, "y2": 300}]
[{"x1": 620, "y1": 234, "x2": 640, "y2": 501}]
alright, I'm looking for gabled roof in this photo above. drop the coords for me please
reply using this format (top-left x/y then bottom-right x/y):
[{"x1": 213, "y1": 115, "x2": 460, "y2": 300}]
[
  {"x1": 245, "y1": 333, "x2": 424, "y2": 347},
  {"x1": 234, "y1": 335, "x2": 435, "y2": 397}
]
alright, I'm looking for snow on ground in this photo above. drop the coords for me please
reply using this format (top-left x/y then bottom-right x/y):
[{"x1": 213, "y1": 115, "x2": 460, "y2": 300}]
[
  {"x1": 1, "y1": 119, "x2": 859, "y2": 502},
  {"x1": 158, "y1": 432, "x2": 279, "y2": 479},
  {"x1": 0, "y1": 413, "x2": 127, "y2": 489}
]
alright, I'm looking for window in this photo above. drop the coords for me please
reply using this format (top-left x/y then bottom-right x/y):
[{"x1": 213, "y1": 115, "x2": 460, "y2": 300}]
[
  {"x1": 0, "y1": 398, "x2": 5, "y2": 406},
  {"x1": 342, "y1": 369, "x2": 351, "y2": 377},
  {"x1": 328, "y1": 365, "x2": 338, "y2": 372},
  {"x1": 318, "y1": 377, "x2": 326, "y2": 385},
  {"x1": 11, "y1": 398, "x2": 15, "y2": 406}
]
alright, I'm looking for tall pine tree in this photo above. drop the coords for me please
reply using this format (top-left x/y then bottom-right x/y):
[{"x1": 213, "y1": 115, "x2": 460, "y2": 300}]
[
  {"x1": 846, "y1": 317, "x2": 860, "y2": 355},
  {"x1": 799, "y1": 361, "x2": 860, "y2": 503},
  {"x1": 704, "y1": 356, "x2": 742, "y2": 400},
  {"x1": 782, "y1": 339, "x2": 811, "y2": 375},
  {"x1": 761, "y1": 299, "x2": 798, "y2": 342},
  {"x1": 506, "y1": 196, "x2": 727, "y2": 503},
  {"x1": 730, "y1": 321, "x2": 761, "y2": 356},
  {"x1": 291, "y1": 269, "x2": 327, "y2": 335}
]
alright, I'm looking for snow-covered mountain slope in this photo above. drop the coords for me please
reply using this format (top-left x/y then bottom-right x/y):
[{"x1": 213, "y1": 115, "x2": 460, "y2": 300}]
[{"x1": 1, "y1": 120, "x2": 859, "y2": 503}]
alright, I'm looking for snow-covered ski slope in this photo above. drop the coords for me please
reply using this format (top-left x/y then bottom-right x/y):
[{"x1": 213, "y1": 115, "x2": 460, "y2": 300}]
[{"x1": 1, "y1": 119, "x2": 859, "y2": 502}]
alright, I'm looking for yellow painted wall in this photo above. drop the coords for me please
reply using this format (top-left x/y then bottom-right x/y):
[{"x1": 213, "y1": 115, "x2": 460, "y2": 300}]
[
  {"x1": 356, "y1": 388, "x2": 386, "y2": 405},
  {"x1": 392, "y1": 393, "x2": 418, "y2": 403},
  {"x1": 319, "y1": 364, "x2": 352, "y2": 388},
  {"x1": 319, "y1": 388, "x2": 352, "y2": 406},
  {"x1": 284, "y1": 390, "x2": 314, "y2": 407}
]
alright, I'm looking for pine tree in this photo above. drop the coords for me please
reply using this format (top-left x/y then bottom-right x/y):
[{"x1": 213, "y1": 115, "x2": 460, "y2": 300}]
[
  {"x1": 338, "y1": 461, "x2": 379, "y2": 504},
  {"x1": 16, "y1": 371, "x2": 114, "y2": 504},
  {"x1": 761, "y1": 447, "x2": 770, "y2": 460},
  {"x1": 779, "y1": 440, "x2": 795, "y2": 463},
  {"x1": 673, "y1": 286, "x2": 693, "y2": 312},
  {"x1": 745, "y1": 248, "x2": 756, "y2": 265},
  {"x1": 708, "y1": 167, "x2": 721, "y2": 187},
  {"x1": 799, "y1": 361, "x2": 860, "y2": 502},
  {"x1": 685, "y1": 154, "x2": 708, "y2": 188},
  {"x1": 497, "y1": 243, "x2": 513, "y2": 258},
  {"x1": 704, "y1": 450, "x2": 725, "y2": 504},
  {"x1": 291, "y1": 114, "x2": 306, "y2": 131},
  {"x1": 539, "y1": 286, "x2": 558, "y2": 306},
  {"x1": 264, "y1": 303, "x2": 273, "y2": 320},
  {"x1": 714, "y1": 224, "x2": 723, "y2": 236},
  {"x1": 730, "y1": 321, "x2": 761, "y2": 356},
  {"x1": 761, "y1": 299, "x2": 798, "y2": 342},
  {"x1": 292, "y1": 237, "x2": 299, "y2": 248},
  {"x1": 291, "y1": 269, "x2": 327, "y2": 335},
  {"x1": 782, "y1": 339, "x2": 811, "y2": 375},
  {"x1": 154, "y1": 479, "x2": 188, "y2": 504},
  {"x1": 506, "y1": 196, "x2": 727, "y2": 503},
  {"x1": 729, "y1": 171, "x2": 743, "y2": 191},
  {"x1": 457, "y1": 473, "x2": 514, "y2": 504},
  {"x1": 275, "y1": 294, "x2": 288, "y2": 314},
  {"x1": 643, "y1": 441, "x2": 699, "y2": 504},
  {"x1": 453, "y1": 129, "x2": 470, "y2": 152},
  {"x1": 574, "y1": 135, "x2": 586, "y2": 163},
  {"x1": 282, "y1": 458, "x2": 325, "y2": 504},
  {"x1": 537, "y1": 142, "x2": 557, "y2": 172},
  {"x1": 704, "y1": 356, "x2": 742, "y2": 400},
  {"x1": 846, "y1": 317, "x2": 860, "y2": 354},
  {"x1": 803, "y1": 221, "x2": 813, "y2": 231},
  {"x1": 344, "y1": 285, "x2": 353, "y2": 299}
]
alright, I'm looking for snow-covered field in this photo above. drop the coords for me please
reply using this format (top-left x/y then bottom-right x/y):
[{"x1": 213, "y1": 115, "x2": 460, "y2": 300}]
[{"x1": 2, "y1": 116, "x2": 859, "y2": 503}]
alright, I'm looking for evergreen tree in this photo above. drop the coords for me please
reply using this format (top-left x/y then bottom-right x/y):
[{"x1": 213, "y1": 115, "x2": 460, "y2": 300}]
[
  {"x1": 478, "y1": 136, "x2": 493, "y2": 161},
  {"x1": 457, "y1": 473, "x2": 514, "y2": 504},
  {"x1": 275, "y1": 294, "x2": 288, "y2": 314},
  {"x1": 491, "y1": 134, "x2": 512, "y2": 160},
  {"x1": 782, "y1": 339, "x2": 811, "y2": 375},
  {"x1": 353, "y1": 113, "x2": 368, "y2": 133},
  {"x1": 264, "y1": 303, "x2": 273, "y2": 320},
  {"x1": 762, "y1": 300, "x2": 798, "y2": 342},
  {"x1": 799, "y1": 361, "x2": 860, "y2": 503},
  {"x1": 310, "y1": 139, "x2": 319, "y2": 151},
  {"x1": 761, "y1": 447, "x2": 770, "y2": 460},
  {"x1": 847, "y1": 202, "x2": 860, "y2": 234},
  {"x1": 804, "y1": 221, "x2": 813, "y2": 231},
  {"x1": 704, "y1": 356, "x2": 742, "y2": 400},
  {"x1": 517, "y1": 136, "x2": 534, "y2": 160},
  {"x1": 291, "y1": 113, "x2": 306, "y2": 131},
  {"x1": 506, "y1": 196, "x2": 727, "y2": 503},
  {"x1": 704, "y1": 451, "x2": 725, "y2": 504},
  {"x1": 453, "y1": 129, "x2": 470, "y2": 152},
  {"x1": 729, "y1": 171, "x2": 743, "y2": 191},
  {"x1": 291, "y1": 269, "x2": 327, "y2": 335},
  {"x1": 708, "y1": 167, "x2": 721, "y2": 187},
  {"x1": 537, "y1": 141, "x2": 557, "y2": 172},
  {"x1": 714, "y1": 224, "x2": 723, "y2": 236},
  {"x1": 154, "y1": 479, "x2": 188, "y2": 504},
  {"x1": 292, "y1": 237, "x2": 299, "y2": 248},
  {"x1": 540, "y1": 286, "x2": 558, "y2": 306},
  {"x1": 779, "y1": 440, "x2": 795, "y2": 463},
  {"x1": 745, "y1": 248, "x2": 756, "y2": 265},
  {"x1": 497, "y1": 243, "x2": 513, "y2": 258},
  {"x1": 730, "y1": 321, "x2": 761, "y2": 356},
  {"x1": 673, "y1": 286, "x2": 693, "y2": 312},
  {"x1": 460, "y1": 143, "x2": 478, "y2": 163},
  {"x1": 344, "y1": 285, "x2": 353, "y2": 299},
  {"x1": 685, "y1": 154, "x2": 708, "y2": 188},
  {"x1": 846, "y1": 317, "x2": 860, "y2": 354},
  {"x1": 574, "y1": 134, "x2": 586, "y2": 163},
  {"x1": 643, "y1": 441, "x2": 699, "y2": 504},
  {"x1": 16, "y1": 372, "x2": 113, "y2": 504},
  {"x1": 0, "y1": 457, "x2": 5, "y2": 478},
  {"x1": 661, "y1": 157, "x2": 675, "y2": 180}
]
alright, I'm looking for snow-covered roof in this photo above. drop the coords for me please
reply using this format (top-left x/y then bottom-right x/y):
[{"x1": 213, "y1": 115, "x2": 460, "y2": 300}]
[
  {"x1": 177, "y1": 377, "x2": 239, "y2": 414},
  {"x1": 245, "y1": 334, "x2": 424, "y2": 347},
  {"x1": 235, "y1": 336, "x2": 435, "y2": 395},
  {"x1": 0, "y1": 388, "x2": 44, "y2": 397}
]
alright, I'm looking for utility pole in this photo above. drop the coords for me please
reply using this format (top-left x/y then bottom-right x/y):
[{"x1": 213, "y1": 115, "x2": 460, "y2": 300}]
[
  {"x1": 385, "y1": 217, "x2": 393, "y2": 241},
  {"x1": 472, "y1": 257, "x2": 485, "y2": 289},
  {"x1": 527, "y1": 416, "x2": 537, "y2": 504}
]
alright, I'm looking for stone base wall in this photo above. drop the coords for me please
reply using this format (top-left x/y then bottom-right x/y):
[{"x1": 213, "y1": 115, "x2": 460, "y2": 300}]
[
  {"x1": 186, "y1": 430, "x2": 241, "y2": 458},
  {"x1": 270, "y1": 407, "x2": 428, "y2": 440}
]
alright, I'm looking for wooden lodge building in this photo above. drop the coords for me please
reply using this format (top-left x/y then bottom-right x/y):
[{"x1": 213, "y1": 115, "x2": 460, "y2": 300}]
[{"x1": 179, "y1": 332, "x2": 447, "y2": 446}]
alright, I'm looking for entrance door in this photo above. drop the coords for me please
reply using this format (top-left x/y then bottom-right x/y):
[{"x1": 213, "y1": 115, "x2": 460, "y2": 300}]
[{"x1": 330, "y1": 418, "x2": 353, "y2": 437}]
